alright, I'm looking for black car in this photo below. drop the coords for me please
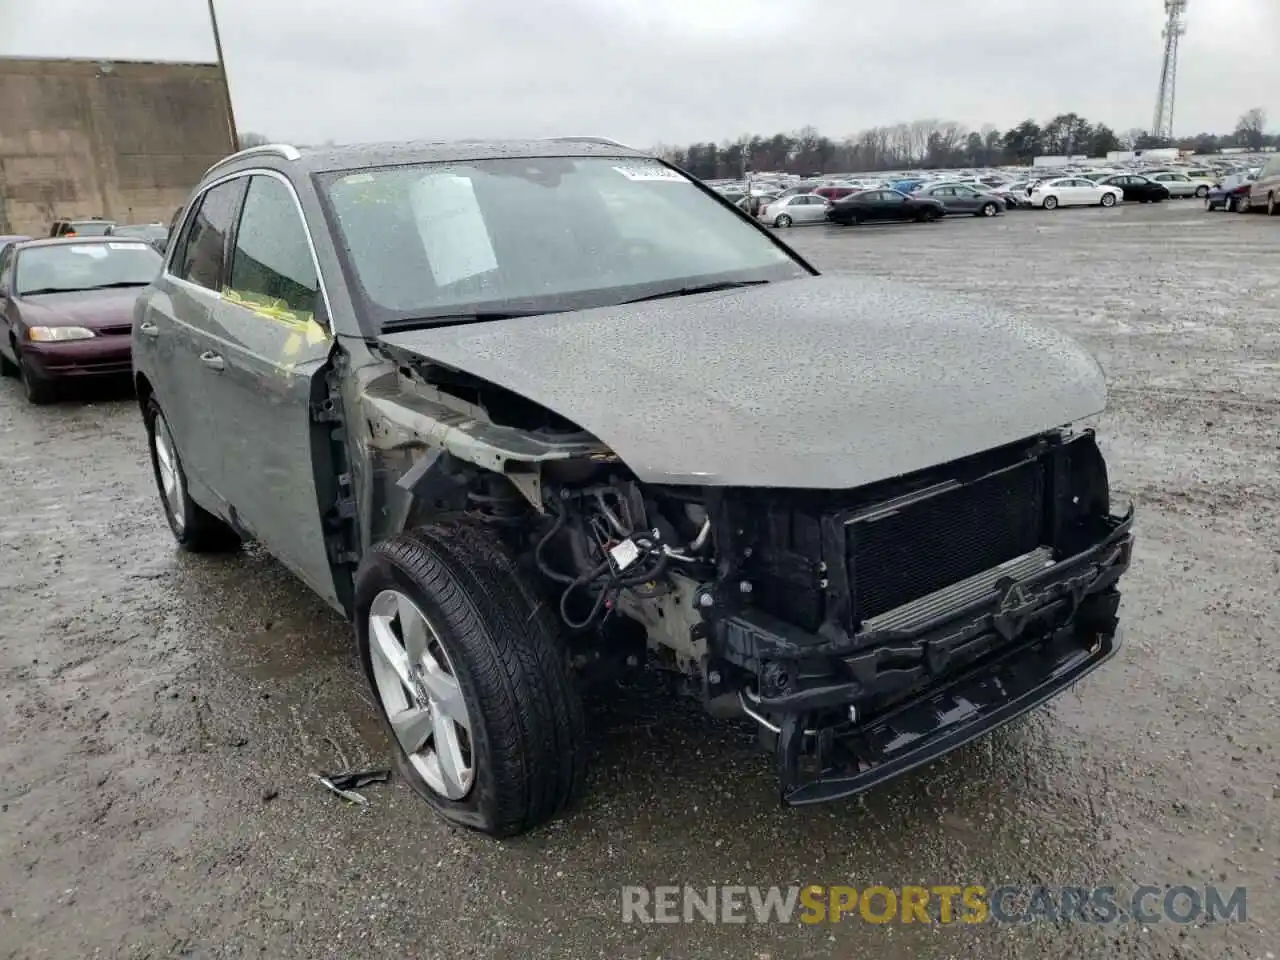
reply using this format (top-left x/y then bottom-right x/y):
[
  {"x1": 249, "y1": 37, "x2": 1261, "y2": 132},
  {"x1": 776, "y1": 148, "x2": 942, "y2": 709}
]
[
  {"x1": 1095, "y1": 175, "x2": 1169, "y2": 203},
  {"x1": 48, "y1": 218, "x2": 116, "y2": 237},
  {"x1": 827, "y1": 189, "x2": 946, "y2": 225}
]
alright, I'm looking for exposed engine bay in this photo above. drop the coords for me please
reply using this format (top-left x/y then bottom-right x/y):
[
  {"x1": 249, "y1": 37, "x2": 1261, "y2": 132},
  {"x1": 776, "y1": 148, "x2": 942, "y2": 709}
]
[{"x1": 369, "y1": 352, "x2": 1135, "y2": 805}]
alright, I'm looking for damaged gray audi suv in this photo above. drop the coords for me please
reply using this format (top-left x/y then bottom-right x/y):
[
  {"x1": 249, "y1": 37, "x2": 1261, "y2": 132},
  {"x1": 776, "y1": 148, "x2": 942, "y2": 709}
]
[{"x1": 132, "y1": 138, "x2": 1134, "y2": 837}]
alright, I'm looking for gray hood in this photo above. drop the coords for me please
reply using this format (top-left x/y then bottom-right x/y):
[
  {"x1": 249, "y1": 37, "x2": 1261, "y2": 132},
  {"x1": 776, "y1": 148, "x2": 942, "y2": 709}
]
[{"x1": 379, "y1": 275, "x2": 1106, "y2": 489}]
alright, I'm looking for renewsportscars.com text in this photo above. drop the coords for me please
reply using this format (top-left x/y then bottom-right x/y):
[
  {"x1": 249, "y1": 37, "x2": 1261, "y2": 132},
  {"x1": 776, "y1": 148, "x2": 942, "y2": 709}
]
[{"x1": 620, "y1": 884, "x2": 1248, "y2": 925}]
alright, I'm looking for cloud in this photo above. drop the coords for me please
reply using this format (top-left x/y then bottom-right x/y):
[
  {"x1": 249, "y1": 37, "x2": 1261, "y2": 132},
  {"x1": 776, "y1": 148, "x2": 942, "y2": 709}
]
[{"x1": 1, "y1": 0, "x2": 1275, "y2": 147}]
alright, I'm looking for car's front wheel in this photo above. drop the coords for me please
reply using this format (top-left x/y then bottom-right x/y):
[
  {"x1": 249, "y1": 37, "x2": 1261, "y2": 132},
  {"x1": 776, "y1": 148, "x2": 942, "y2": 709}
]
[
  {"x1": 1100, "y1": 192, "x2": 1117, "y2": 208},
  {"x1": 355, "y1": 521, "x2": 585, "y2": 838},
  {"x1": 1042, "y1": 196, "x2": 1059, "y2": 210},
  {"x1": 1195, "y1": 185, "x2": 1209, "y2": 198},
  {"x1": 144, "y1": 398, "x2": 241, "y2": 551},
  {"x1": 18, "y1": 353, "x2": 56, "y2": 405},
  {"x1": 0, "y1": 342, "x2": 18, "y2": 378},
  {"x1": 774, "y1": 214, "x2": 792, "y2": 228},
  {"x1": 979, "y1": 202, "x2": 998, "y2": 217}
]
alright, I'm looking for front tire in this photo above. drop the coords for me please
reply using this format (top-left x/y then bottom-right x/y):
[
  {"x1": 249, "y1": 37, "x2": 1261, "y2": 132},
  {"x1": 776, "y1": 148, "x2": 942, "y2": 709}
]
[
  {"x1": 774, "y1": 214, "x2": 792, "y2": 228},
  {"x1": 1195, "y1": 185, "x2": 1209, "y2": 198},
  {"x1": 355, "y1": 522, "x2": 585, "y2": 838},
  {"x1": 1100, "y1": 192, "x2": 1117, "y2": 208},
  {"x1": 1237, "y1": 196, "x2": 1252, "y2": 213},
  {"x1": 979, "y1": 202, "x2": 998, "y2": 217},
  {"x1": 18, "y1": 353, "x2": 56, "y2": 405},
  {"x1": 1042, "y1": 196, "x2": 1059, "y2": 210},
  {"x1": 144, "y1": 398, "x2": 241, "y2": 551}
]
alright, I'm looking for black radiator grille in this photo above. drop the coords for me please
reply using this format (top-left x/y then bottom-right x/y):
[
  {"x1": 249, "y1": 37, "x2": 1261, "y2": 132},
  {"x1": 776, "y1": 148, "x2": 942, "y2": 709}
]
[{"x1": 847, "y1": 459, "x2": 1046, "y2": 621}]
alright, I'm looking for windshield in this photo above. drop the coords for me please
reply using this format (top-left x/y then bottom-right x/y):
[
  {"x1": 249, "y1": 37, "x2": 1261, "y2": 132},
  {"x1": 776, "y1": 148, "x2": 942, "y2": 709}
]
[
  {"x1": 318, "y1": 156, "x2": 806, "y2": 330},
  {"x1": 15, "y1": 242, "x2": 161, "y2": 295}
]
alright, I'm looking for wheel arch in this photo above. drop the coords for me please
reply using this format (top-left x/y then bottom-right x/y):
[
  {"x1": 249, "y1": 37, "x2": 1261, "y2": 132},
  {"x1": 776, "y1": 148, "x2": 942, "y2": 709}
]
[{"x1": 134, "y1": 370, "x2": 154, "y2": 417}]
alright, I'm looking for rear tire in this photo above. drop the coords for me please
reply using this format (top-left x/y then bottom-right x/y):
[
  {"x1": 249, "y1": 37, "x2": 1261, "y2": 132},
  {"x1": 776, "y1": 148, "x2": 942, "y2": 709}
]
[
  {"x1": 144, "y1": 398, "x2": 242, "y2": 551},
  {"x1": 1268, "y1": 193, "x2": 1277, "y2": 216},
  {"x1": 18, "y1": 353, "x2": 56, "y2": 405},
  {"x1": 355, "y1": 522, "x2": 586, "y2": 838},
  {"x1": 1237, "y1": 196, "x2": 1252, "y2": 214}
]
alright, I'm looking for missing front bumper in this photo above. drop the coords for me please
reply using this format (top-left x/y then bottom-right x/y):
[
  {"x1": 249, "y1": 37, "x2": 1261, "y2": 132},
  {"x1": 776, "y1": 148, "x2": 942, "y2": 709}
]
[
  {"x1": 710, "y1": 512, "x2": 1133, "y2": 805},
  {"x1": 778, "y1": 622, "x2": 1120, "y2": 805}
]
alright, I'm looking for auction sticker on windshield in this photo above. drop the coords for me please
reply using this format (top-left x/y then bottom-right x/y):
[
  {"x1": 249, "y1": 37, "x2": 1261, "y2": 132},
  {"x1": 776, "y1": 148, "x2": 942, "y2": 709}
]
[
  {"x1": 108, "y1": 242, "x2": 148, "y2": 250},
  {"x1": 69, "y1": 245, "x2": 108, "y2": 258},
  {"x1": 409, "y1": 174, "x2": 499, "y2": 287},
  {"x1": 613, "y1": 162, "x2": 685, "y2": 182}
]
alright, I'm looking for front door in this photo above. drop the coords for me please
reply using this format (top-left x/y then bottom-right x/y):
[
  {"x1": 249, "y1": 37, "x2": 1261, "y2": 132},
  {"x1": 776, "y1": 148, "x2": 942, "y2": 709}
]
[
  {"x1": 873, "y1": 191, "x2": 908, "y2": 220},
  {"x1": 947, "y1": 186, "x2": 979, "y2": 213},
  {"x1": 205, "y1": 172, "x2": 341, "y2": 610},
  {"x1": 0, "y1": 245, "x2": 17, "y2": 365},
  {"x1": 794, "y1": 195, "x2": 825, "y2": 223}
]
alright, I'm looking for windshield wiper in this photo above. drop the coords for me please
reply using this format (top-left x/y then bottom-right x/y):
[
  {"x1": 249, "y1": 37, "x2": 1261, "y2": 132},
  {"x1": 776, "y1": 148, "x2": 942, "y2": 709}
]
[
  {"x1": 380, "y1": 310, "x2": 542, "y2": 333},
  {"x1": 19, "y1": 281, "x2": 149, "y2": 296},
  {"x1": 620, "y1": 279, "x2": 771, "y2": 304}
]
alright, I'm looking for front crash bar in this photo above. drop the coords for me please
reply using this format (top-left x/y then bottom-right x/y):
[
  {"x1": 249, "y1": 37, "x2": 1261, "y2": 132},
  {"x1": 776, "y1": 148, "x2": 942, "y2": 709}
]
[{"x1": 777, "y1": 621, "x2": 1121, "y2": 805}]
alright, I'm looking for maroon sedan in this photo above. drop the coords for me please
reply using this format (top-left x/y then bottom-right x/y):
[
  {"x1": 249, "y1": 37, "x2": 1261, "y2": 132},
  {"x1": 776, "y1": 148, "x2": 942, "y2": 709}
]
[{"x1": 0, "y1": 236, "x2": 162, "y2": 403}]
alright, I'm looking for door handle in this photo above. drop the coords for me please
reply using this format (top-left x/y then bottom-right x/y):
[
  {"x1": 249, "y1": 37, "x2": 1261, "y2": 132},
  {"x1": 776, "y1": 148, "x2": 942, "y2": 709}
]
[
  {"x1": 137, "y1": 321, "x2": 160, "y2": 338},
  {"x1": 200, "y1": 351, "x2": 225, "y2": 372}
]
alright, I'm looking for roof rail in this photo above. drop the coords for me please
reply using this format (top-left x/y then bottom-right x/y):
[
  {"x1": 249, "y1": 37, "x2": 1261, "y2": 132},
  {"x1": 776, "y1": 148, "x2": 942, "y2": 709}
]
[
  {"x1": 543, "y1": 136, "x2": 634, "y2": 149},
  {"x1": 203, "y1": 143, "x2": 302, "y2": 178}
]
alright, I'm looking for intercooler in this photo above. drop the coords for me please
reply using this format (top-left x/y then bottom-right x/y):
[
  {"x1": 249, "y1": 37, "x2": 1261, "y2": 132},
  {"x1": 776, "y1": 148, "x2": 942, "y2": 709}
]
[{"x1": 844, "y1": 457, "x2": 1046, "y2": 623}]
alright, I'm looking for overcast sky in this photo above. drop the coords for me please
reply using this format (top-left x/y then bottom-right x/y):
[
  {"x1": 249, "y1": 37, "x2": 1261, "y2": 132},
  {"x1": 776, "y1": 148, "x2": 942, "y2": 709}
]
[{"x1": 1, "y1": 0, "x2": 1275, "y2": 147}]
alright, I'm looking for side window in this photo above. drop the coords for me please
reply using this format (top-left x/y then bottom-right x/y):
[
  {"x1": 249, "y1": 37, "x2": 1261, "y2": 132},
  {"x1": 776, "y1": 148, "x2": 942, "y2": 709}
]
[
  {"x1": 227, "y1": 175, "x2": 320, "y2": 322},
  {"x1": 0, "y1": 248, "x2": 13, "y2": 291},
  {"x1": 175, "y1": 180, "x2": 244, "y2": 291}
]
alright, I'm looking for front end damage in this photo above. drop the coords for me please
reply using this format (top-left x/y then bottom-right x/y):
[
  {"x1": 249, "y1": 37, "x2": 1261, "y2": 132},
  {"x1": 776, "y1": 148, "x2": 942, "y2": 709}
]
[{"x1": 360, "y1": 352, "x2": 1134, "y2": 807}]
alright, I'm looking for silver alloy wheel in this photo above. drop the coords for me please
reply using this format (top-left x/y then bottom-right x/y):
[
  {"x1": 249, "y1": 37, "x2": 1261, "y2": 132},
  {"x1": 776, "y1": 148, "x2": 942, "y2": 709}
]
[
  {"x1": 368, "y1": 589, "x2": 474, "y2": 800},
  {"x1": 152, "y1": 413, "x2": 186, "y2": 534}
]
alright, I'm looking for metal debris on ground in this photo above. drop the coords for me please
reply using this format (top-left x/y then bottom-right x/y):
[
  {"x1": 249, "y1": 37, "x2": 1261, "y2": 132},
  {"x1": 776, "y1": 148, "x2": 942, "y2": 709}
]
[{"x1": 312, "y1": 769, "x2": 391, "y2": 805}]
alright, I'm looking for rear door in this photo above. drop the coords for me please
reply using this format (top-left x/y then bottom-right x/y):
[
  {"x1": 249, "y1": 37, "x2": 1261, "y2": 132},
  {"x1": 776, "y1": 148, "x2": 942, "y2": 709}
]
[
  {"x1": 205, "y1": 172, "x2": 341, "y2": 609},
  {"x1": 136, "y1": 178, "x2": 247, "y2": 503}
]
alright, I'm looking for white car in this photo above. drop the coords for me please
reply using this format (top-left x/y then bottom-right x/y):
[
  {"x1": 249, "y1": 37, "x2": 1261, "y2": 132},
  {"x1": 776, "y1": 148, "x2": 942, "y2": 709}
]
[
  {"x1": 1028, "y1": 177, "x2": 1122, "y2": 210},
  {"x1": 1145, "y1": 172, "x2": 1204, "y2": 198},
  {"x1": 757, "y1": 193, "x2": 831, "y2": 227}
]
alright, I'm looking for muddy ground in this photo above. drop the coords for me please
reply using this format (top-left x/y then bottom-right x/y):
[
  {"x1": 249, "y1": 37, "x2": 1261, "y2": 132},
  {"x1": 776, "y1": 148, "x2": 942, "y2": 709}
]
[{"x1": 1, "y1": 201, "x2": 1277, "y2": 959}]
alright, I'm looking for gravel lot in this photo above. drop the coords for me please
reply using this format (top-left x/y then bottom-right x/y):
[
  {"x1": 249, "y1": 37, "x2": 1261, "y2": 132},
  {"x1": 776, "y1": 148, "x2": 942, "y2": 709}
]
[{"x1": 1, "y1": 201, "x2": 1277, "y2": 960}]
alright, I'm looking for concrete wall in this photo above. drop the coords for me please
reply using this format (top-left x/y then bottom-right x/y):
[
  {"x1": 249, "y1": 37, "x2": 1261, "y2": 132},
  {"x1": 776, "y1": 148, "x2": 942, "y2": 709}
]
[{"x1": 0, "y1": 57, "x2": 235, "y2": 236}]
